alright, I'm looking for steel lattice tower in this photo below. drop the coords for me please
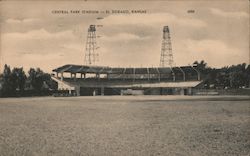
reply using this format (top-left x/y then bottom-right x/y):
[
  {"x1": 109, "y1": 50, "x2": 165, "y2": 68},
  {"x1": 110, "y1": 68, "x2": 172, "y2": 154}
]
[
  {"x1": 160, "y1": 26, "x2": 174, "y2": 67},
  {"x1": 84, "y1": 25, "x2": 99, "y2": 65}
]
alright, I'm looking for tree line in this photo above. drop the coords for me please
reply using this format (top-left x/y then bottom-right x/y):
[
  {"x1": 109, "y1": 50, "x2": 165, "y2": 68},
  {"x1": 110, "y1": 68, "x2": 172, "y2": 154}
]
[
  {"x1": 194, "y1": 60, "x2": 250, "y2": 89},
  {"x1": 0, "y1": 64, "x2": 57, "y2": 97}
]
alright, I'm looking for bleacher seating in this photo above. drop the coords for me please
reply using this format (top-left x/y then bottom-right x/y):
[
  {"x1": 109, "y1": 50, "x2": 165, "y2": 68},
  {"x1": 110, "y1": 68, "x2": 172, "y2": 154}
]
[
  {"x1": 124, "y1": 68, "x2": 134, "y2": 74},
  {"x1": 172, "y1": 67, "x2": 184, "y2": 81},
  {"x1": 180, "y1": 66, "x2": 198, "y2": 81},
  {"x1": 148, "y1": 68, "x2": 159, "y2": 74},
  {"x1": 135, "y1": 68, "x2": 148, "y2": 74}
]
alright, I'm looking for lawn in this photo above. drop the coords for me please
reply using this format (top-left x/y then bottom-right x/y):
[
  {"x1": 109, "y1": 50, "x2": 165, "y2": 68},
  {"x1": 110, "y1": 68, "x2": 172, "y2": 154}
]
[{"x1": 0, "y1": 96, "x2": 249, "y2": 156}]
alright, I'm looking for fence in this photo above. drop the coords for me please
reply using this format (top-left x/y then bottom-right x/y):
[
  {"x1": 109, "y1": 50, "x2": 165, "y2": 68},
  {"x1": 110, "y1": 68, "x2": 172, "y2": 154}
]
[{"x1": 192, "y1": 88, "x2": 250, "y2": 96}]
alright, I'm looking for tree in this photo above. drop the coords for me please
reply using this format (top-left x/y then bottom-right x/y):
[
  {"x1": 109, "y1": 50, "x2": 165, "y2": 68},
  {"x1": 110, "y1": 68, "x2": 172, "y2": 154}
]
[
  {"x1": 11, "y1": 67, "x2": 27, "y2": 92},
  {"x1": 1, "y1": 64, "x2": 17, "y2": 96},
  {"x1": 245, "y1": 65, "x2": 250, "y2": 87},
  {"x1": 193, "y1": 61, "x2": 250, "y2": 89},
  {"x1": 28, "y1": 68, "x2": 44, "y2": 91},
  {"x1": 229, "y1": 63, "x2": 248, "y2": 88},
  {"x1": 42, "y1": 73, "x2": 58, "y2": 90},
  {"x1": 193, "y1": 60, "x2": 207, "y2": 74},
  {"x1": 0, "y1": 65, "x2": 57, "y2": 97},
  {"x1": 27, "y1": 68, "x2": 56, "y2": 91},
  {"x1": 193, "y1": 60, "x2": 213, "y2": 88}
]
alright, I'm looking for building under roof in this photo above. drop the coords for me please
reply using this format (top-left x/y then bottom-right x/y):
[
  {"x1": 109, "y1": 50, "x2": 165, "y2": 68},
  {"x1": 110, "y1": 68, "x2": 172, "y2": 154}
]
[{"x1": 52, "y1": 64, "x2": 202, "y2": 96}]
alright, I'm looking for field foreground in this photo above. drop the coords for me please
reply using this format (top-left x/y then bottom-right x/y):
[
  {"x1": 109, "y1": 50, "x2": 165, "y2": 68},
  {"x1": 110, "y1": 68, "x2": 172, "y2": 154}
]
[{"x1": 0, "y1": 96, "x2": 249, "y2": 156}]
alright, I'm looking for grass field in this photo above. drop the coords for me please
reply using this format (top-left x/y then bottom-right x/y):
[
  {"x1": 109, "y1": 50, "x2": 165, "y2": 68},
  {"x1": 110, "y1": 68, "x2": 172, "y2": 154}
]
[{"x1": 0, "y1": 96, "x2": 249, "y2": 156}]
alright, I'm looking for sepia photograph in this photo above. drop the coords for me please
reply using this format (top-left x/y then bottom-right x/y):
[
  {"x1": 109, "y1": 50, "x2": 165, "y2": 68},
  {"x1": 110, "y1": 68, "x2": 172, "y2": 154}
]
[{"x1": 0, "y1": 0, "x2": 249, "y2": 155}]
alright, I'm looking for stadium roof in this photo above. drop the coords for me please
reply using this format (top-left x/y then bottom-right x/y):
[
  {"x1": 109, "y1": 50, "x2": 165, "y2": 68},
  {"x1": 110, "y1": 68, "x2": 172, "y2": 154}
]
[{"x1": 53, "y1": 64, "x2": 198, "y2": 75}]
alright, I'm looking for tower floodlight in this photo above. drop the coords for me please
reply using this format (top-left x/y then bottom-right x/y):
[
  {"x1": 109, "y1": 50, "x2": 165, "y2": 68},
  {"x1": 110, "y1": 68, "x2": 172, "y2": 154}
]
[
  {"x1": 84, "y1": 25, "x2": 99, "y2": 65},
  {"x1": 160, "y1": 26, "x2": 174, "y2": 67}
]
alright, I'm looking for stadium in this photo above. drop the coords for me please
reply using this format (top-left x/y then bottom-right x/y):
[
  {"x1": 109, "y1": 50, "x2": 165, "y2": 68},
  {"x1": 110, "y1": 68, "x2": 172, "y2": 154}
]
[
  {"x1": 52, "y1": 25, "x2": 203, "y2": 96},
  {"x1": 52, "y1": 65, "x2": 202, "y2": 96}
]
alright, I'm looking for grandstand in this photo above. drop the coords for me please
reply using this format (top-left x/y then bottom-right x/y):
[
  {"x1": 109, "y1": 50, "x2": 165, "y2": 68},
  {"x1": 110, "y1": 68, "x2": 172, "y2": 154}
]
[{"x1": 52, "y1": 65, "x2": 202, "y2": 96}]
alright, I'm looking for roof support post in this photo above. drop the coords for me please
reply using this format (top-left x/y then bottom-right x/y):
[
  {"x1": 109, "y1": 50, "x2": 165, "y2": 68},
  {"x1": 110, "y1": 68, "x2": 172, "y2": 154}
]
[
  {"x1": 179, "y1": 67, "x2": 185, "y2": 81},
  {"x1": 122, "y1": 68, "x2": 126, "y2": 81},
  {"x1": 96, "y1": 73, "x2": 100, "y2": 81},
  {"x1": 107, "y1": 73, "x2": 110, "y2": 80},
  {"x1": 191, "y1": 65, "x2": 200, "y2": 81},
  {"x1": 60, "y1": 72, "x2": 64, "y2": 81},
  {"x1": 147, "y1": 68, "x2": 150, "y2": 81},
  {"x1": 170, "y1": 67, "x2": 175, "y2": 82},
  {"x1": 133, "y1": 68, "x2": 135, "y2": 82},
  {"x1": 74, "y1": 73, "x2": 76, "y2": 81},
  {"x1": 156, "y1": 68, "x2": 160, "y2": 82}
]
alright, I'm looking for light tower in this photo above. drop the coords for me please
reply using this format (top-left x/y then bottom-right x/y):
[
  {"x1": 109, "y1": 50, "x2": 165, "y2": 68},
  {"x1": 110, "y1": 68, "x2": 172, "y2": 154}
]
[
  {"x1": 84, "y1": 25, "x2": 99, "y2": 65},
  {"x1": 160, "y1": 26, "x2": 174, "y2": 67}
]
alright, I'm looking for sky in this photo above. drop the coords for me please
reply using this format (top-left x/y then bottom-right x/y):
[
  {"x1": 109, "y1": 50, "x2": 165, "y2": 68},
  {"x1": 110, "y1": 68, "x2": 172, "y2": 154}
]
[{"x1": 0, "y1": 0, "x2": 249, "y2": 73}]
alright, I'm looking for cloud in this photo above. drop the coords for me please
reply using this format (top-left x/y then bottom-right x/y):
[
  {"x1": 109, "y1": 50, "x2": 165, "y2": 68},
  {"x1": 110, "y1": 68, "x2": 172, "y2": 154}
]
[
  {"x1": 5, "y1": 18, "x2": 41, "y2": 24},
  {"x1": 1, "y1": 28, "x2": 82, "y2": 66},
  {"x1": 101, "y1": 13, "x2": 207, "y2": 28},
  {"x1": 1, "y1": 51, "x2": 83, "y2": 73},
  {"x1": 210, "y1": 8, "x2": 249, "y2": 18},
  {"x1": 61, "y1": 43, "x2": 82, "y2": 51},
  {"x1": 3, "y1": 28, "x2": 75, "y2": 40},
  {"x1": 102, "y1": 33, "x2": 149, "y2": 42},
  {"x1": 176, "y1": 39, "x2": 248, "y2": 67}
]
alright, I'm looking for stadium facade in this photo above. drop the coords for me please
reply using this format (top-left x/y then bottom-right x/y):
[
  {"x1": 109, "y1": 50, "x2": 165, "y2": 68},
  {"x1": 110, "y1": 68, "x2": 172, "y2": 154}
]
[{"x1": 52, "y1": 64, "x2": 202, "y2": 96}]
